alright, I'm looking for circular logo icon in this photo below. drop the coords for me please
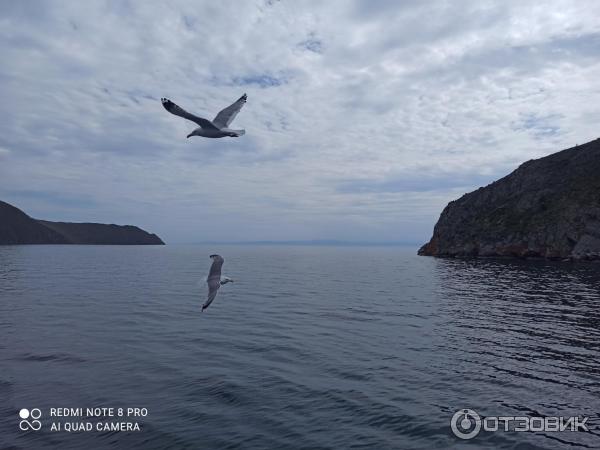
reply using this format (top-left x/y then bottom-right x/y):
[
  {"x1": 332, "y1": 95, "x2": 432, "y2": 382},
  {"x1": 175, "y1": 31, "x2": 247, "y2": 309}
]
[
  {"x1": 451, "y1": 409, "x2": 481, "y2": 439},
  {"x1": 19, "y1": 408, "x2": 42, "y2": 431}
]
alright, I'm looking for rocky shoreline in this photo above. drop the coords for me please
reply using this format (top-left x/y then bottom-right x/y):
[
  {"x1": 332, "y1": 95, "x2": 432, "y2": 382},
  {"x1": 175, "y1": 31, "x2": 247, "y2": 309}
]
[{"x1": 419, "y1": 138, "x2": 600, "y2": 261}]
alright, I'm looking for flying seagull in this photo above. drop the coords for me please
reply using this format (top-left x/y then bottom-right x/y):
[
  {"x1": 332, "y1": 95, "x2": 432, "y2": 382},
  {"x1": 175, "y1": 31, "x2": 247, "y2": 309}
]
[
  {"x1": 161, "y1": 94, "x2": 247, "y2": 138},
  {"x1": 202, "y1": 254, "x2": 234, "y2": 312}
]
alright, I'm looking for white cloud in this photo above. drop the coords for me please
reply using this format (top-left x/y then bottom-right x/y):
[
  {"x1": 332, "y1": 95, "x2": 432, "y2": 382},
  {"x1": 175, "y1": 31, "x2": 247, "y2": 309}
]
[{"x1": 0, "y1": 0, "x2": 599, "y2": 243}]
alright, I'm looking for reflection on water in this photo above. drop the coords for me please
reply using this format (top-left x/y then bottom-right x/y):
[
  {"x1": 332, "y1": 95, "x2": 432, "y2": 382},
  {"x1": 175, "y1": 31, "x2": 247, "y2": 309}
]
[
  {"x1": 0, "y1": 245, "x2": 598, "y2": 449},
  {"x1": 435, "y1": 258, "x2": 600, "y2": 448}
]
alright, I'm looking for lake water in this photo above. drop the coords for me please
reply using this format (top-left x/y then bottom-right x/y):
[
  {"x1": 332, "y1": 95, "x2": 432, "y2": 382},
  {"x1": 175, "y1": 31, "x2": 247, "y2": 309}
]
[{"x1": 1, "y1": 245, "x2": 599, "y2": 449}]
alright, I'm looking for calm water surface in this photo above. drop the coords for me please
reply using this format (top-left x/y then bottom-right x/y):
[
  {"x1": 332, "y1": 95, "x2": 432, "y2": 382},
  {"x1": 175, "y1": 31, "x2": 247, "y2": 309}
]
[{"x1": 1, "y1": 245, "x2": 599, "y2": 449}]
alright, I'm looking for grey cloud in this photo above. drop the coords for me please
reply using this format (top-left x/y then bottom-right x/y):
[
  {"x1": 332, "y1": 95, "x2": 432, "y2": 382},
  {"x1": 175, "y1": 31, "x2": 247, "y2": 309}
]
[
  {"x1": 1, "y1": 0, "x2": 599, "y2": 243},
  {"x1": 337, "y1": 172, "x2": 502, "y2": 194},
  {"x1": 512, "y1": 113, "x2": 564, "y2": 140},
  {"x1": 232, "y1": 74, "x2": 288, "y2": 88},
  {"x1": 5, "y1": 189, "x2": 100, "y2": 210}
]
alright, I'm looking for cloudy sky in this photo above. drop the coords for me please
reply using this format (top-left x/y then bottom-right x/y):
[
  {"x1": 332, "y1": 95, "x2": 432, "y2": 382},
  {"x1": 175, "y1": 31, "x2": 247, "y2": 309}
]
[{"x1": 1, "y1": 1, "x2": 599, "y2": 244}]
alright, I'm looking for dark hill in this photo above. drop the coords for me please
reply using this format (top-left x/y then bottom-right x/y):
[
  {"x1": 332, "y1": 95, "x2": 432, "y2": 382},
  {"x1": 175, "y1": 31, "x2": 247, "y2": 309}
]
[
  {"x1": 0, "y1": 200, "x2": 68, "y2": 244},
  {"x1": 0, "y1": 200, "x2": 164, "y2": 245},
  {"x1": 419, "y1": 137, "x2": 600, "y2": 260}
]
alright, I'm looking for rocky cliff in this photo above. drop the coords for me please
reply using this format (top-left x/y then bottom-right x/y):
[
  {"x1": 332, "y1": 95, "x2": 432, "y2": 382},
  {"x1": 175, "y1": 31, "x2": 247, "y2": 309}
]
[
  {"x1": 0, "y1": 200, "x2": 164, "y2": 245},
  {"x1": 419, "y1": 138, "x2": 600, "y2": 260}
]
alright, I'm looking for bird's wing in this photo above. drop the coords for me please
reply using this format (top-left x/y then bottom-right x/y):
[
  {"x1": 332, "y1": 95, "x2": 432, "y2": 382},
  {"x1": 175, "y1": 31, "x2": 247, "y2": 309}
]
[
  {"x1": 161, "y1": 98, "x2": 219, "y2": 130},
  {"x1": 208, "y1": 255, "x2": 224, "y2": 279},
  {"x1": 203, "y1": 278, "x2": 221, "y2": 310},
  {"x1": 212, "y1": 94, "x2": 247, "y2": 128},
  {"x1": 202, "y1": 255, "x2": 225, "y2": 311}
]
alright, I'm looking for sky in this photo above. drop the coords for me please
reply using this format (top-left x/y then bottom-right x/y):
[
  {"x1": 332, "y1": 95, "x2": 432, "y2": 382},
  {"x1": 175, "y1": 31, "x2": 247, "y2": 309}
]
[{"x1": 1, "y1": 0, "x2": 599, "y2": 244}]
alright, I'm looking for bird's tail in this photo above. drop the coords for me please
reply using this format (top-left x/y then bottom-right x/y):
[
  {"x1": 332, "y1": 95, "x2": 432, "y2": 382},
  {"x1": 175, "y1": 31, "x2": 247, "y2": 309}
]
[{"x1": 232, "y1": 129, "x2": 245, "y2": 137}]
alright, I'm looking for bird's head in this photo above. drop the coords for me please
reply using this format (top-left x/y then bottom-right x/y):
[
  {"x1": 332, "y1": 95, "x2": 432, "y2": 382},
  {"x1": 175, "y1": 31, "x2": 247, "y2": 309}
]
[{"x1": 188, "y1": 128, "x2": 202, "y2": 138}]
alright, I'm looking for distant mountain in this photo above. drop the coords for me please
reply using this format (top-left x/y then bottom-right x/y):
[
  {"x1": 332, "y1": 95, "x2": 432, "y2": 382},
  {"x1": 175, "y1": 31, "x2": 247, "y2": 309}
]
[
  {"x1": 0, "y1": 200, "x2": 164, "y2": 245},
  {"x1": 419, "y1": 138, "x2": 600, "y2": 261},
  {"x1": 0, "y1": 200, "x2": 69, "y2": 244}
]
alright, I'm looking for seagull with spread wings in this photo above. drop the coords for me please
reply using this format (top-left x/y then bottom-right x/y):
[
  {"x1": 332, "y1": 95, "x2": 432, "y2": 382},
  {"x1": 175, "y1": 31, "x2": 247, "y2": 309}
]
[
  {"x1": 161, "y1": 94, "x2": 247, "y2": 138},
  {"x1": 202, "y1": 254, "x2": 234, "y2": 312}
]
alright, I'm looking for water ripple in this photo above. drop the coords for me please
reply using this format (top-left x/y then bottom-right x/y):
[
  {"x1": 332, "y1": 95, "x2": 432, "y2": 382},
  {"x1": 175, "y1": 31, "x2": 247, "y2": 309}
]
[{"x1": 1, "y1": 245, "x2": 599, "y2": 449}]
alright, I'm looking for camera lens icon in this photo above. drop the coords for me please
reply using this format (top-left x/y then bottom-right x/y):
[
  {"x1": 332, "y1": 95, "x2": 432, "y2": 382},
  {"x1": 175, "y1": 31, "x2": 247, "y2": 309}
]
[
  {"x1": 19, "y1": 408, "x2": 42, "y2": 431},
  {"x1": 451, "y1": 409, "x2": 481, "y2": 439}
]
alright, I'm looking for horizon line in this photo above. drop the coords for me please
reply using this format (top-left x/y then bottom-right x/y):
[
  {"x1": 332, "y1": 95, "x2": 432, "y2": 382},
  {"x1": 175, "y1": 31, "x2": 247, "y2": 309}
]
[{"x1": 167, "y1": 239, "x2": 422, "y2": 247}]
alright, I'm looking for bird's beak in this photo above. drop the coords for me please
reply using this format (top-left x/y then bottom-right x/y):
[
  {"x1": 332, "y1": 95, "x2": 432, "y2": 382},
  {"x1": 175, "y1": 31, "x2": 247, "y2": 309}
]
[{"x1": 186, "y1": 133, "x2": 192, "y2": 138}]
